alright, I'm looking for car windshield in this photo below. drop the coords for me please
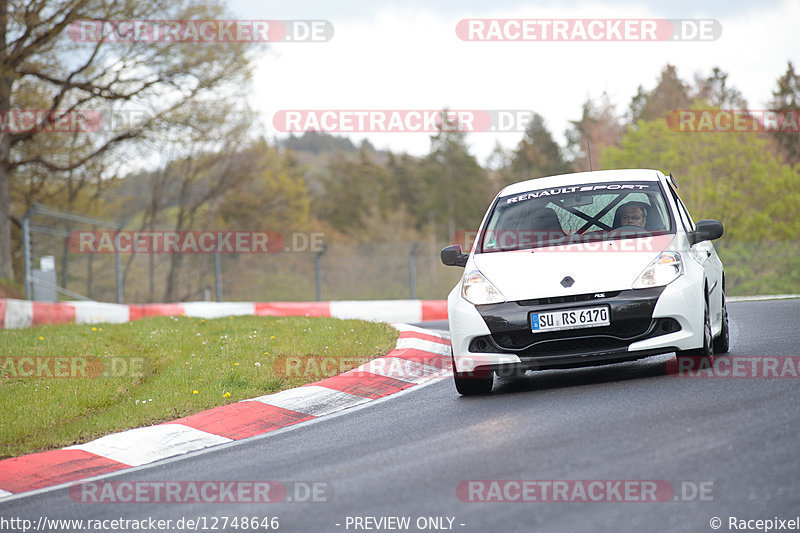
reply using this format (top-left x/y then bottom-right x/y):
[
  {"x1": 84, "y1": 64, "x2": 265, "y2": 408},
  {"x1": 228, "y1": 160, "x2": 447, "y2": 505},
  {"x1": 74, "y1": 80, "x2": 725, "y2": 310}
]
[{"x1": 479, "y1": 181, "x2": 674, "y2": 253}]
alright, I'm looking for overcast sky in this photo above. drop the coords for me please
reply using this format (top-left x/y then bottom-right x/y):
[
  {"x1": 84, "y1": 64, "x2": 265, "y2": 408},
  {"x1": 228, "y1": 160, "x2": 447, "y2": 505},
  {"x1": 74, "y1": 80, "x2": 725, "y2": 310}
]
[{"x1": 226, "y1": 0, "x2": 799, "y2": 163}]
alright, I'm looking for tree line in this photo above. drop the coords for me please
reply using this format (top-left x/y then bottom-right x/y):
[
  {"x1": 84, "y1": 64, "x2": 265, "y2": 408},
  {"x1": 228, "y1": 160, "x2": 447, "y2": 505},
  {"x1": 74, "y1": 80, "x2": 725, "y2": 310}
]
[{"x1": 313, "y1": 62, "x2": 800, "y2": 244}]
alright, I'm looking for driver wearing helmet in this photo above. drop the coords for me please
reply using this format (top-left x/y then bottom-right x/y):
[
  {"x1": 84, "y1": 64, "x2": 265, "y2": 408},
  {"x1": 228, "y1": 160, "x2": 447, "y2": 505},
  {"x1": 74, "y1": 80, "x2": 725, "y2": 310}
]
[{"x1": 616, "y1": 202, "x2": 648, "y2": 229}]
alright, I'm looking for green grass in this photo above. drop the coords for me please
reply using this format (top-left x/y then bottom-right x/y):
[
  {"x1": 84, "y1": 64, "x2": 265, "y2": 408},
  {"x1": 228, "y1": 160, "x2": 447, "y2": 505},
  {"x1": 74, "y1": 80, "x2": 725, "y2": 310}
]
[{"x1": 0, "y1": 315, "x2": 399, "y2": 459}]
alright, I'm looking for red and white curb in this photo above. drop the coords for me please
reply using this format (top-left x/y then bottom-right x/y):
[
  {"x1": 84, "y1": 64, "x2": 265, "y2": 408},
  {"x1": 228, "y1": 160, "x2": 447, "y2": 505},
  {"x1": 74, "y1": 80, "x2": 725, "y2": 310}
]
[
  {"x1": 0, "y1": 324, "x2": 452, "y2": 500},
  {"x1": 0, "y1": 298, "x2": 448, "y2": 329}
]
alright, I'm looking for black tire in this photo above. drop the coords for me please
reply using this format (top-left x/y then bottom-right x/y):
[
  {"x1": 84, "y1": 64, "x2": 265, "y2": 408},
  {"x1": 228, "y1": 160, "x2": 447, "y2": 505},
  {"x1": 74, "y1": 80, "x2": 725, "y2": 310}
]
[
  {"x1": 677, "y1": 295, "x2": 715, "y2": 365},
  {"x1": 713, "y1": 291, "x2": 730, "y2": 354},
  {"x1": 452, "y1": 355, "x2": 494, "y2": 395}
]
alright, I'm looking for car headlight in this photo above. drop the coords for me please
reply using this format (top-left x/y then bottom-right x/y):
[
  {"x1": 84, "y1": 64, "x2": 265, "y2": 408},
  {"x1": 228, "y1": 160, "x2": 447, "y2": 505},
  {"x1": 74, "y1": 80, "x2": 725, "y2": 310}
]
[
  {"x1": 633, "y1": 251, "x2": 684, "y2": 288},
  {"x1": 462, "y1": 270, "x2": 506, "y2": 305}
]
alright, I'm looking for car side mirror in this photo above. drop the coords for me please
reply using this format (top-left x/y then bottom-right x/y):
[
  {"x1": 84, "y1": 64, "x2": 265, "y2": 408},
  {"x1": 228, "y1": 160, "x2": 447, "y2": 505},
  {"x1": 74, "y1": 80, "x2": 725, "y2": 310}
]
[
  {"x1": 441, "y1": 245, "x2": 469, "y2": 267},
  {"x1": 688, "y1": 219, "x2": 724, "y2": 245}
]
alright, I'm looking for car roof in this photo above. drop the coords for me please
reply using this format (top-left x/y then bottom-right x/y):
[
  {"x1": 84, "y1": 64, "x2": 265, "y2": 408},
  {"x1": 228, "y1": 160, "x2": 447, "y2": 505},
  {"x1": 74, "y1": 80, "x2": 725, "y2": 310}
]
[{"x1": 498, "y1": 169, "x2": 666, "y2": 197}]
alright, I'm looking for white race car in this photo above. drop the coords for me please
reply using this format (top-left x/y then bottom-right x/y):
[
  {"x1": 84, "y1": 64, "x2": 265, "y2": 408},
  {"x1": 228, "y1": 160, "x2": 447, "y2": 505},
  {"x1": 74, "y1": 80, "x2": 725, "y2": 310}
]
[{"x1": 441, "y1": 169, "x2": 728, "y2": 395}]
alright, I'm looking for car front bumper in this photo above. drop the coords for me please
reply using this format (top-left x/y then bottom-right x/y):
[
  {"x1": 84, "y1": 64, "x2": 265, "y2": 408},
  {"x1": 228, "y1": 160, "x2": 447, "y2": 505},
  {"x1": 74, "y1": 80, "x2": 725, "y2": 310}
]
[{"x1": 447, "y1": 274, "x2": 705, "y2": 373}]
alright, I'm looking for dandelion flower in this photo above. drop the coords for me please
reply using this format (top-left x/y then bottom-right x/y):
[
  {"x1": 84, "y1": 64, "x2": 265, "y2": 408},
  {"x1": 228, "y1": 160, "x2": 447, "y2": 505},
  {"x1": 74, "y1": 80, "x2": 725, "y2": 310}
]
[{"x1": 192, "y1": 390, "x2": 199, "y2": 394}]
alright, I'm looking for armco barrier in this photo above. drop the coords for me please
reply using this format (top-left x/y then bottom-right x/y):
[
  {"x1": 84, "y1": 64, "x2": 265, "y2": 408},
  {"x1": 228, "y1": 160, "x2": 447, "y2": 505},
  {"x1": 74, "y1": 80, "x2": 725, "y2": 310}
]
[{"x1": 0, "y1": 298, "x2": 448, "y2": 329}]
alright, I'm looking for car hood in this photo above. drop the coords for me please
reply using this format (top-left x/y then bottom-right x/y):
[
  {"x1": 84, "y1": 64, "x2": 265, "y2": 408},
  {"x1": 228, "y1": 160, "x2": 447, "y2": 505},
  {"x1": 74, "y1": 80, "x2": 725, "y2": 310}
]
[{"x1": 470, "y1": 235, "x2": 674, "y2": 301}]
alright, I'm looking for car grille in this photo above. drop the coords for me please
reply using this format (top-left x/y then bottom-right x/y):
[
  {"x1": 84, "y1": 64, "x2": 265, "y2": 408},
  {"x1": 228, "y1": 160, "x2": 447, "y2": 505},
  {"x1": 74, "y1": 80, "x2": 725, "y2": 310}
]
[
  {"x1": 469, "y1": 318, "x2": 681, "y2": 358},
  {"x1": 516, "y1": 291, "x2": 621, "y2": 306}
]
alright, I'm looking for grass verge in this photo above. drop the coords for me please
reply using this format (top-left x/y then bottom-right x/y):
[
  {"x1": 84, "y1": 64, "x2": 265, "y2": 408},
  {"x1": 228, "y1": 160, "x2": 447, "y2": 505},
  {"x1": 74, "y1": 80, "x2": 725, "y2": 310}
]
[{"x1": 0, "y1": 315, "x2": 399, "y2": 459}]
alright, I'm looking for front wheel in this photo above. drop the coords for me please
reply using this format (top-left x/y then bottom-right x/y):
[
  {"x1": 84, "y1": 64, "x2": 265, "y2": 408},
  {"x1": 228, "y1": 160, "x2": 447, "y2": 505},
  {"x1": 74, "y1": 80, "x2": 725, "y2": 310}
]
[
  {"x1": 713, "y1": 292, "x2": 730, "y2": 354},
  {"x1": 452, "y1": 355, "x2": 494, "y2": 395},
  {"x1": 677, "y1": 296, "x2": 715, "y2": 366}
]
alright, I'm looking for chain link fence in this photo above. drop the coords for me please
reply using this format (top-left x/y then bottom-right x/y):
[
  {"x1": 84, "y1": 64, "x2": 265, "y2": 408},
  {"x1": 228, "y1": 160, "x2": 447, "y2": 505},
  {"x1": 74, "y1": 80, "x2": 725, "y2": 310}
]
[
  {"x1": 17, "y1": 204, "x2": 799, "y2": 303},
  {"x1": 20, "y1": 204, "x2": 463, "y2": 302}
]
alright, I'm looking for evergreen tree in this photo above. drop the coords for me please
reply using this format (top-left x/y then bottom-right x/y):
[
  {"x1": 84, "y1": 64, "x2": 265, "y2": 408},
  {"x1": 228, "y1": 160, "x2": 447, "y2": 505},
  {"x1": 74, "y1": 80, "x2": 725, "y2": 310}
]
[
  {"x1": 510, "y1": 114, "x2": 571, "y2": 182},
  {"x1": 768, "y1": 61, "x2": 800, "y2": 166}
]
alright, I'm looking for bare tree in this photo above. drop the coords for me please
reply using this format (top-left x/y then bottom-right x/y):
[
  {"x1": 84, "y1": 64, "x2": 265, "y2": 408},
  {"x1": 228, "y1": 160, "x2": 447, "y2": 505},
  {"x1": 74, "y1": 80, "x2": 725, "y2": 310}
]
[
  {"x1": 0, "y1": 0, "x2": 256, "y2": 280},
  {"x1": 566, "y1": 92, "x2": 624, "y2": 171}
]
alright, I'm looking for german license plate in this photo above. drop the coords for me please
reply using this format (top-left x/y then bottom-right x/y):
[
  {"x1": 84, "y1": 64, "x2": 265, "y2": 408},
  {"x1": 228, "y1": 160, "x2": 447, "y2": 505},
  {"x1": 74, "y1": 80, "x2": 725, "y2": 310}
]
[{"x1": 531, "y1": 306, "x2": 610, "y2": 333}]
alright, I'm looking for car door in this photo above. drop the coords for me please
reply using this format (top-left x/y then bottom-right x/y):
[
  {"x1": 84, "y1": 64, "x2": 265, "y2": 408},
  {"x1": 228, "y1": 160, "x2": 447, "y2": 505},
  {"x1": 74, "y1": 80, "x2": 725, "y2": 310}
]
[{"x1": 669, "y1": 183, "x2": 725, "y2": 329}]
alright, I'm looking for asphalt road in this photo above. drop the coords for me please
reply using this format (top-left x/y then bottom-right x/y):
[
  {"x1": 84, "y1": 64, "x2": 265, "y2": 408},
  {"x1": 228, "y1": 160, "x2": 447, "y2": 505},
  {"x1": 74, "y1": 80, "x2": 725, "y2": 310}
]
[{"x1": 2, "y1": 299, "x2": 800, "y2": 533}]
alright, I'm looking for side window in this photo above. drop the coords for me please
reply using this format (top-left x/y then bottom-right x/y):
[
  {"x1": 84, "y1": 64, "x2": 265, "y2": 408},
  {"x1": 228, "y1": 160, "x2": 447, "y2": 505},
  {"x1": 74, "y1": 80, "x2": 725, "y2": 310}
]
[
  {"x1": 675, "y1": 196, "x2": 696, "y2": 232},
  {"x1": 668, "y1": 185, "x2": 695, "y2": 233},
  {"x1": 645, "y1": 192, "x2": 672, "y2": 231}
]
